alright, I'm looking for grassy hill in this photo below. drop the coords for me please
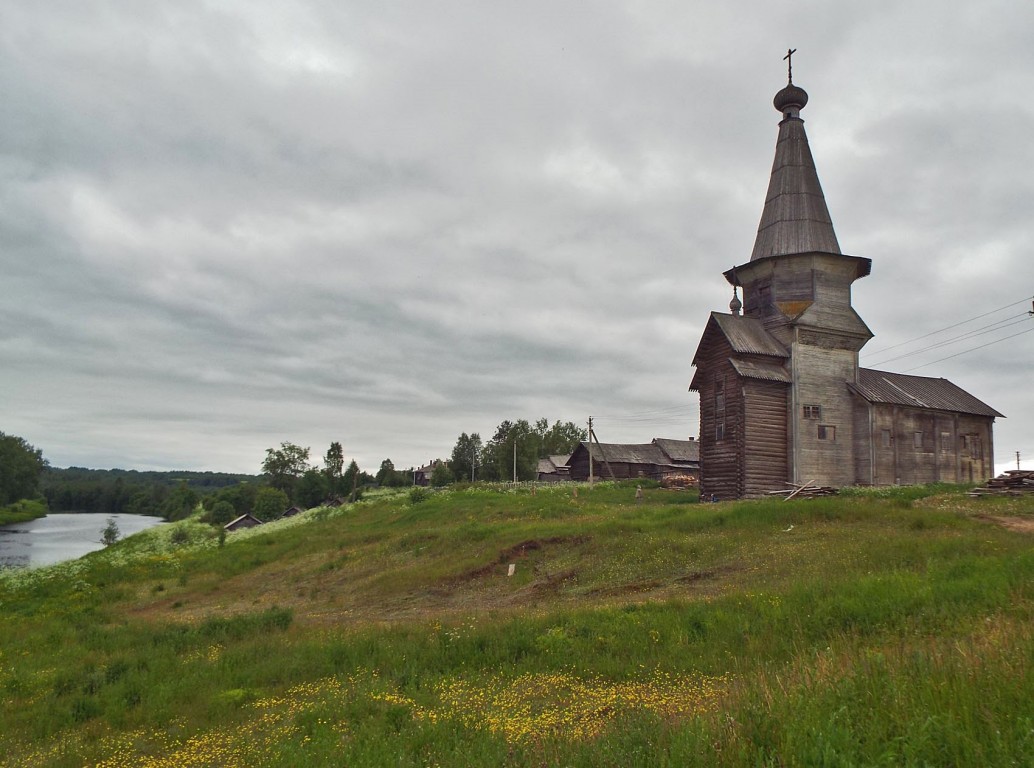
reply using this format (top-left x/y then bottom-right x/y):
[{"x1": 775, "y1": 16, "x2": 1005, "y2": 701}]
[{"x1": 1, "y1": 482, "x2": 1032, "y2": 766}]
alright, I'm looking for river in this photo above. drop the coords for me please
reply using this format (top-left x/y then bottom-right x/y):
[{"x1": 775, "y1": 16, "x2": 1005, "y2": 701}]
[{"x1": 0, "y1": 512, "x2": 166, "y2": 569}]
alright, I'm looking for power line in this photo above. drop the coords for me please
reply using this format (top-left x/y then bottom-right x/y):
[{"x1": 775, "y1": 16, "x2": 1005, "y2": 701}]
[
  {"x1": 593, "y1": 406, "x2": 694, "y2": 423},
  {"x1": 900, "y1": 325, "x2": 1034, "y2": 372},
  {"x1": 866, "y1": 314, "x2": 1032, "y2": 367},
  {"x1": 862, "y1": 295, "x2": 1033, "y2": 359}
]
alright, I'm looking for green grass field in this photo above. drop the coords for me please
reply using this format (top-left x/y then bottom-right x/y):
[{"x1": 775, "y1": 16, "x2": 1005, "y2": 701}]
[{"x1": 1, "y1": 482, "x2": 1032, "y2": 766}]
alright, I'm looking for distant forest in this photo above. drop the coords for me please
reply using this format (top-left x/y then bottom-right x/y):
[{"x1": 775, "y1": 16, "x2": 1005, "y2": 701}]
[{"x1": 41, "y1": 467, "x2": 259, "y2": 517}]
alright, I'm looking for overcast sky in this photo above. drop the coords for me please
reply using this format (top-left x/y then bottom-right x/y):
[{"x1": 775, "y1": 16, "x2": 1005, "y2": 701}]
[{"x1": 2, "y1": 1, "x2": 1033, "y2": 476}]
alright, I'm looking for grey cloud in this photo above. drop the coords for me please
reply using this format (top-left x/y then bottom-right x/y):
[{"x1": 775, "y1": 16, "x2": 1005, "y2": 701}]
[{"x1": 2, "y1": 1, "x2": 1032, "y2": 473}]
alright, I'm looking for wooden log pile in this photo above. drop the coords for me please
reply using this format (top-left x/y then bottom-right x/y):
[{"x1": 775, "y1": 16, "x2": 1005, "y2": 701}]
[
  {"x1": 661, "y1": 474, "x2": 698, "y2": 490},
  {"x1": 766, "y1": 481, "x2": 839, "y2": 500},
  {"x1": 968, "y1": 470, "x2": 1034, "y2": 497}
]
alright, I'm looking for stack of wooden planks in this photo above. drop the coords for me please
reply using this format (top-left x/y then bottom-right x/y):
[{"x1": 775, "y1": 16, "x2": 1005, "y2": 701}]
[
  {"x1": 767, "y1": 481, "x2": 839, "y2": 500},
  {"x1": 968, "y1": 470, "x2": 1034, "y2": 497}
]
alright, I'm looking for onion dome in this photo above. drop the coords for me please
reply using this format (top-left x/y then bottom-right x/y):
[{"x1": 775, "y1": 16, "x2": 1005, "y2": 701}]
[
  {"x1": 774, "y1": 83, "x2": 808, "y2": 118},
  {"x1": 729, "y1": 287, "x2": 742, "y2": 316}
]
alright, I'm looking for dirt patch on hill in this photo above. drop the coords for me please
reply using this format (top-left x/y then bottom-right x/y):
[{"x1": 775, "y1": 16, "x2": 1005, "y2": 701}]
[
  {"x1": 976, "y1": 514, "x2": 1034, "y2": 534},
  {"x1": 452, "y1": 536, "x2": 590, "y2": 583}
]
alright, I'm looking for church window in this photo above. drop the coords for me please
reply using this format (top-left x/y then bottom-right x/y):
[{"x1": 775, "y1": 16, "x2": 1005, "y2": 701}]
[
  {"x1": 881, "y1": 429, "x2": 892, "y2": 448},
  {"x1": 913, "y1": 432, "x2": 923, "y2": 449},
  {"x1": 970, "y1": 437, "x2": 982, "y2": 459},
  {"x1": 940, "y1": 432, "x2": 952, "y2": 452},
  {"x1": 803, "y1": 404, "x2": 821, "y2": 420},
  {"x1": 818, "y1": 425, "x2": 836, "y2": 441}
]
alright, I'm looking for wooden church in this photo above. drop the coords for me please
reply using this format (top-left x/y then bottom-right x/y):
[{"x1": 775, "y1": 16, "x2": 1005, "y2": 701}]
[{"x1": 690, "y1": 62, "x2": 1002, "y2": 499}]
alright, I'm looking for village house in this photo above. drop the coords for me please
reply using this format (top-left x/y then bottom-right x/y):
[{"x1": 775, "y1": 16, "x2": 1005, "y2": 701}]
[
  {"x1": 690, "y1": 64, "x2": 1002, "y2": 499},
  {"x1": 413, "y1": 459, "x2": 447, "y2": 487}
]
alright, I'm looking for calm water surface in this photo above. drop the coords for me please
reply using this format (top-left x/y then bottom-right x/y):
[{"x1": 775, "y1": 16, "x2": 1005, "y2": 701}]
[{"x1": 0, "y1": 513, "x2": 165, "y2": 569}]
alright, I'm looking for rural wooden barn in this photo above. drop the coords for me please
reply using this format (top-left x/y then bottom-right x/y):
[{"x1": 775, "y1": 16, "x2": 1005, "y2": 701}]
[
  {"x1": 224, "y1": 512, "x2": 263, "y2": 531},
  {"x1": 567, "y1": 438, "x2": 699, "y2": 482},
  {"x1": 690, "y1": 69, "x2": 1002, "y2": 499}
]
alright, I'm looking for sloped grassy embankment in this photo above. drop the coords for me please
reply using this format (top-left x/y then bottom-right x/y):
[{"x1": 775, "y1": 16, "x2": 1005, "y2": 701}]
[{"x1": 1, "y1": 483, "x2": 1032, "y2": 766}]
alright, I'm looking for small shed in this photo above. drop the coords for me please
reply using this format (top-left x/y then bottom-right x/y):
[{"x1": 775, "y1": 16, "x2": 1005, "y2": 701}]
[
  {"x1": 536, "y1": 454, "x2": 572, "y2": 482},
  {"x1": 282, "y1": 505, "x2": 304, "y2": 518},
  {"x1": 224, "y1": 513, "x2": 263, "y2": 532}
]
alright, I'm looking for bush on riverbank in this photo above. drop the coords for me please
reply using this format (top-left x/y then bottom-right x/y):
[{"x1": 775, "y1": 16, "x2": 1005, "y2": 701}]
[{"x1": 0, "y1": 498, "x2": 48, "y2": 526}]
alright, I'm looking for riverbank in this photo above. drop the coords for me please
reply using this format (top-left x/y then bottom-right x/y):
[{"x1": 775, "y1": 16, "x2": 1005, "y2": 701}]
[
  {"x1": 0, "y1": 499, "x2": 48, "y2": 526},
  {"x1": 0, "y1": 511, "x2": 166, "y2": 569}
]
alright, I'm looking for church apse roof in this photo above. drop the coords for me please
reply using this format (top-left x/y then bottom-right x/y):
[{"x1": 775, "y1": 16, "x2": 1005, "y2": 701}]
[{"x1": 850, "y1": 369, "x2": 1004, "y2": 418}]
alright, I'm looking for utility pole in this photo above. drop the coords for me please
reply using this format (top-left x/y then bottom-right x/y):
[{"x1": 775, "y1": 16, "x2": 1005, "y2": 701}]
[
  {"x1": 471, "y1": 447, "x2": 477, "y2": 483},
  {"x1": 513, "y1": 439, "x2": 517, "y2": 483},
  {"x1": 588, "y1": 416, "x2": 594, "y2": 486},
  {"x1": 1018, "y1": 451, "x2": 1022, "y2": 471}
]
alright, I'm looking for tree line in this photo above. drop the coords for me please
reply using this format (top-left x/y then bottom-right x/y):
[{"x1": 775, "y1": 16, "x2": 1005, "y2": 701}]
[
  {"x1": 441, "y1": 418, "x2": 586, "y2": 485},
  {"x1": 3, "y1": 417, "x2": 585, "y2": 528}
]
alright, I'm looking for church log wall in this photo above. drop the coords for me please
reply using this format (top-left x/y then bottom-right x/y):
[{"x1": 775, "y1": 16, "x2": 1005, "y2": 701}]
[
  {"x1": 862, "y1": 405, "x2": 996, "y2": 486},
  {"x1": 695, "y1": 339, "x2": 745, "y2": 500},
  {"x1": 742, "y1": 379, "x2": 789, "y2": 496}
]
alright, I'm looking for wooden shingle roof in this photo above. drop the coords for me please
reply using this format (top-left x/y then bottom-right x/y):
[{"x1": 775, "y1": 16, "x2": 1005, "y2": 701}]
[
  {"x1": 576, "y1": 440, "x2": 699, "y2": 468},
  {"x1": 751, "y1": 87, "x2": 841, "y2": 261},
  {"x1": 730, "y1": 357, "x2": 792, "y2": 383},
  {"x1": 850, "y1": 369, "x2": 1003, "y2": 418},
  {"x1": 651, "y1": 438, "x2": 700, "y2": 463},
  {"x1": 710, "y1": 313, "x2": 788, "y2": 357}
]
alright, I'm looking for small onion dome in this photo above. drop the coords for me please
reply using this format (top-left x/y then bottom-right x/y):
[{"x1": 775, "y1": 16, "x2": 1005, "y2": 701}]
[
  {"x1": 774, "y1": 83, "x2": 808, "y2": 115},
  {"x1": 729, "y1": 289, "x2": 742, "y2": 316}
]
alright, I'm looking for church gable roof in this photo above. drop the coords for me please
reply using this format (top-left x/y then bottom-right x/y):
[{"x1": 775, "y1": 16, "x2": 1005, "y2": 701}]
[
  {"x1": 691, "y1": 312, "x2": 788, "y2": 390},
  {"x1": 709, "y1": 313, "x2": 788, "y2": 358},
  {"x1": 850, "y1": 369, "x2": 1004, "y2": 418}
]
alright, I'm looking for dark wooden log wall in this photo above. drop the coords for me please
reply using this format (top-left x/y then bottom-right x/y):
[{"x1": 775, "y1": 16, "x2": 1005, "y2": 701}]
[
  {"x1": 696, "y1": 337, "x2": 745, "y2": 501},
  {"x1": 742, "y1": 379, "x2": 789, "y2": 496}
]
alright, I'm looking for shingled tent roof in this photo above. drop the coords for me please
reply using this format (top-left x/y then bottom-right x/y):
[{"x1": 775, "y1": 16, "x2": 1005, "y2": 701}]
[
  {"x1": 750, "y1": 79, "x2": 841, "y2": 260},
  {"x1": 849, "y1": 369, "x2": 1004, "y2": 418}
]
